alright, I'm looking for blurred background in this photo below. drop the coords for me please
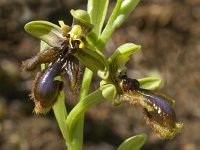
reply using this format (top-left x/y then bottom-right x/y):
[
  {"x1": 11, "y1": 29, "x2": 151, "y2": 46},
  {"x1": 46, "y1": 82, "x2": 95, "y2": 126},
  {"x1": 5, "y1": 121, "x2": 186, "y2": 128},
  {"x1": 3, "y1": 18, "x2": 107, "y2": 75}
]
[{"x1": 0, "y1": 0, "x2": 200, "y2": 149}]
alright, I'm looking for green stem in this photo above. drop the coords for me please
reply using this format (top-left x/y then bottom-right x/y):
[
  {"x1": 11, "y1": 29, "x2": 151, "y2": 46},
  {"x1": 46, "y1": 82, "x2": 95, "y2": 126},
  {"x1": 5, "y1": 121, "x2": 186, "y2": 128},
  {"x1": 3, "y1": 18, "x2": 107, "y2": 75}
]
[
  {"x1": 53, "y1": 91, "x2": 69, "y2": 145},
  {"x1": 67, "y1": 68, "x2": 93, "y2": 150},
  {"x1": 67, "y1": 89, "x2": 105, "y2": 139},
  {"x1": 69, "y1": 0, "x2": 110, "y2": 145},
  {"x1": 78, "y1": 68, "x2": 93, "y2": 101}
]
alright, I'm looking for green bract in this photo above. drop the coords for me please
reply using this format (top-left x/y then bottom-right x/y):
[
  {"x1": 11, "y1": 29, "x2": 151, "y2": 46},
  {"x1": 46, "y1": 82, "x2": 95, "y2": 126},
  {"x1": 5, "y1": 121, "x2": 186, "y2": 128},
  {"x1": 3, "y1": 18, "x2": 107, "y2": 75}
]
[
  {"x1": 108, "y1": 43, "x2": 141, "y2": 81},
  {"x1": 73, "y1": 46, "x2": 109, "y2": 79}
]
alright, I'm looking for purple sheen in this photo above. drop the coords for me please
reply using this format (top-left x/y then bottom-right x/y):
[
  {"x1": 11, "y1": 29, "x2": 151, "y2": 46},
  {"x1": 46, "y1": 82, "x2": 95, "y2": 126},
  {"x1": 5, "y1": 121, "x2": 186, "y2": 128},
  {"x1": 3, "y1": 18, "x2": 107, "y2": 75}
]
[
  {"x1": 35, "y1": 56, "x2": 66, "y2": 106},
  {"x1": 139, "y1": 89, "x2": 176, "y2": 128}
]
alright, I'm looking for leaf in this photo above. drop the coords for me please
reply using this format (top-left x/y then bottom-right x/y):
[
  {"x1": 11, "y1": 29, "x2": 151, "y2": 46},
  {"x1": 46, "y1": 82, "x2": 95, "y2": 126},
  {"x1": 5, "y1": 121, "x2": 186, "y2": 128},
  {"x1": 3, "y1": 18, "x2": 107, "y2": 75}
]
[
  {"x1": 118, "y1": 134, "x2": 147, "y2": 150},
  {"x1": 138, "y1": 77, "x2": 162, "y2": 90},
  {"x1": 25, "y1": 21, "x2": 64, "y2": 47},
  {"x1": 114, "y1": 0, "x2": 140, "y2": 28},
  {"x1": 87, "y1": 0, "x2": 109, "y2": 36},
  {"x1": 99, "y1": 0, "x2": 140, "y2": 49}
]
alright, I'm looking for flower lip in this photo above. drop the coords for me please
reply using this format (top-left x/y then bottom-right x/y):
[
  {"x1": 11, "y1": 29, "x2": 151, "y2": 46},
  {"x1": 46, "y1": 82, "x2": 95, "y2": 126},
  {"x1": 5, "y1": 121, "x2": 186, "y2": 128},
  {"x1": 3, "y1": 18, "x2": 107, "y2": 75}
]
[
  {"x1": 139, "y1": 89, "x2": 176, "y2": 128},
  {"x1": 31, "y1": 55, "x2": 67, "y2": 109},
  {"x1": 119, "y1": 75, "x2": 182, "y2": 139}
]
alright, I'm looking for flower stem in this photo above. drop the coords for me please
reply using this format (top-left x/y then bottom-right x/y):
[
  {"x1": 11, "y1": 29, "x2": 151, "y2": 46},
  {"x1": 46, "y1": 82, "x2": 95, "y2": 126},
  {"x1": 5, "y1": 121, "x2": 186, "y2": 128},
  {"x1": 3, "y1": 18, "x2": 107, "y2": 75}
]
[
  {"x1": 78, "y1": 68, "x2": 93, "y2": 101},
  {"x1": 67, "y1": 89, "x2": 105, "y2": 139},
  {"x1": 67, "y1": 68, "x2": 94, "y2": 149},
  {"x1": 53, "y1": 91, "x2": 69, "y2": 145}
]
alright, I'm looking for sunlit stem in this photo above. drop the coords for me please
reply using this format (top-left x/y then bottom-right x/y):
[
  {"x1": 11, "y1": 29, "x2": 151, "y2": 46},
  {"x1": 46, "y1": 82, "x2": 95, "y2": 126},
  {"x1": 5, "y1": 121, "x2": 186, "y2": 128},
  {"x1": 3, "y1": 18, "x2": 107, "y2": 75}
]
[
  {"x1": 67, "y1": 68, "x2": 94, "y2": 149},
  {"x1": 67, "y1": 89, "x2": 105, "y2": 141},
  {"x1": 40, "y1": 41, "x2": 69, "y2": 146}
]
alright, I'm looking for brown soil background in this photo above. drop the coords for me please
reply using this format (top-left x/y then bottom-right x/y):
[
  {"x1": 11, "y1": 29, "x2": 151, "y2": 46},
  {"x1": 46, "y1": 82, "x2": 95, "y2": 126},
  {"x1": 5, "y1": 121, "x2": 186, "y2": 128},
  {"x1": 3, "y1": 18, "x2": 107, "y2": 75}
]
[{"x1": 0, "y1": 0, "x2": 200, "y2": 150}]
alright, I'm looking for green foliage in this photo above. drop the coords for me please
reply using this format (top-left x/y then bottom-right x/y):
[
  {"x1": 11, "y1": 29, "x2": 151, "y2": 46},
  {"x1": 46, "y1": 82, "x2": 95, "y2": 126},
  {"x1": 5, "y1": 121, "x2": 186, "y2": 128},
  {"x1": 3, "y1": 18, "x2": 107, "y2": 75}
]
[
  {"x1": 23, "y1": 0, "x2": 183, "y2": 150},
  {"x1": 99, "y1": 0, "x2": 140, "y2": 50},
  {"x1": 87, "y1": 0, "x2": 109, "y2": 36},
  {"x1": 118, "y1": 134, "x2": 147, "y2": 150}
]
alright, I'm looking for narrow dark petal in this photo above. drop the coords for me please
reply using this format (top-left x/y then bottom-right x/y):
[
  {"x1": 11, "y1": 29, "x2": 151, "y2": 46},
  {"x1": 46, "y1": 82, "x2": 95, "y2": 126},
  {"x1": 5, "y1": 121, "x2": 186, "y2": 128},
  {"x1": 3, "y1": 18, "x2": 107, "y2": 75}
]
[
  {"x1": 64, "y1": 55, "x2": 80, "y2": 93},
  {"x1": 22, "y1": 55, "x2": 40, "y2": 71},
  {"x1": 22, "y1": 47, "x2": 59, "y2": 71},
  {"x1": 37, "y1": 47, "x2": 60, "y2": 62}
]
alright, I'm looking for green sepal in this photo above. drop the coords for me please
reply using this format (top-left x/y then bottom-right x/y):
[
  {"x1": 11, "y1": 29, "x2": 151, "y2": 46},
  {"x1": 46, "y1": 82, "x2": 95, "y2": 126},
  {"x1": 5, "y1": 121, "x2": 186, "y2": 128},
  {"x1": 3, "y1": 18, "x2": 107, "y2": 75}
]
[
  {"x1": 73, "y1": 46, "x2": 109, "y2": 80},
  {"x1": 109, "y1": 43, "x2": 141, "y2": 80},
  {"x1": 25, "y1": 21, "x2": 64, "y2": 48},
  {"x1": 70, "y1": 9, "x2": 93, "y2": 34},
  {"x1": 138, "y1": 77, "x2": 163, "y2": 90},
  {"x1": 100, "y1": 83, "x2": 117, "y2": 101},
  {"x1": 118, "y1": 134, "x2": 147, "y2": 150}
]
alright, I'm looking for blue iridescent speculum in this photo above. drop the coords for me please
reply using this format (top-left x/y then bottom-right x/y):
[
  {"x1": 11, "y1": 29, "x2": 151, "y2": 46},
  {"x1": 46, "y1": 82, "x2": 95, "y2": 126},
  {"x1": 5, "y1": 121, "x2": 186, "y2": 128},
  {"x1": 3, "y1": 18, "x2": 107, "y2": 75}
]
[
  {"x1": 31, "y1": 56, "x2": 67, "y2": 113},
  {"x1": 22, "y1": 21, "x2": 87, "y2": 114},
  {"x1": 119, "y1": 75, "x2": 183, "y2": 139},
  {"x1": 23, "y1": 10, "x2": 110, "y2": 114}
]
